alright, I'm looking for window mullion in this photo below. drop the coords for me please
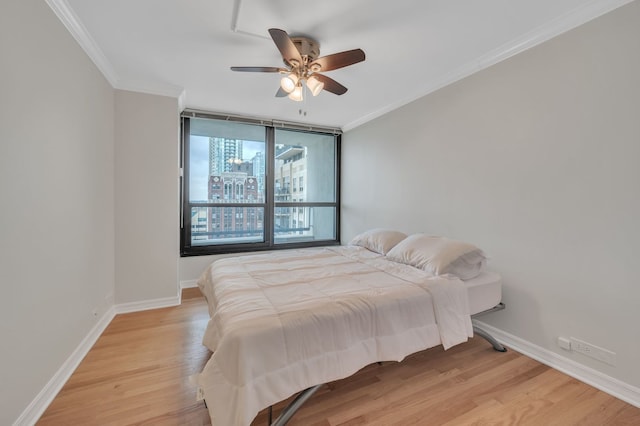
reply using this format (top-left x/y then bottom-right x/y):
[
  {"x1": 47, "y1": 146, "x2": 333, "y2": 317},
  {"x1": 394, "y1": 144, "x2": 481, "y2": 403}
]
[
  {"x1": 181, "y1": 117, "x2": 192, "y2": 250},
  {"x1": 265, "y1": 126, "x2": 275, "y2": 246},
  {"x1": 274, "y1": 202, "x2": 337, "y2": 208}
]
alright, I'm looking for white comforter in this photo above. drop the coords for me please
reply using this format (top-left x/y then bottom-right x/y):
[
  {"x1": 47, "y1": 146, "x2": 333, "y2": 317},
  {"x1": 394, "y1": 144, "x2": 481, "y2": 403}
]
[{"x1": 197, "y1": 246, "x2": 473, "y2": 426}]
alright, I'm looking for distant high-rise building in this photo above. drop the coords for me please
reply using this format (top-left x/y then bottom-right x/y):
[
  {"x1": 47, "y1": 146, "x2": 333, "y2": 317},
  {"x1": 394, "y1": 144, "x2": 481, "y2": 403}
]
[
  {"x1": 190, "y1": 207, "x2": 209, "y2": 241},
  {"x1": 209, "y1": 137, "x2": 243, "y2": 176},
  {"x1": 206, "y1": 172, "x2": 261, "y2": 239},
  {"x1": 199, "y1": 137, "x2": 267, "y2": 242},
  {"x1": 231, "y1": 160, "x2": 253, "y2": 176},
  {"x1": 252, "y1": 151, "x2": 265, "y2": 198},
  {"x1": 208, "y1": 138, "x2": 223, "y2": 176},
  {"x1": 274, "y1": 145, "x2": 307, "y2": 234}
]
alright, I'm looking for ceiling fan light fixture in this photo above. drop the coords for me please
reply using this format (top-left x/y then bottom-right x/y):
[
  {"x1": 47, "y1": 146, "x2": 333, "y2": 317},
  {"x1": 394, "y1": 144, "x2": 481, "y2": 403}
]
[
  {"x1": 280, "y1": 73, "x2": 298, "y2": 93},
  {"x1": 306, "y1": 75, "x2": 324, "y2": 96},
  {"x1": 288, "y1": 84, "x2": 304, "y2": 102},
  {"x1": 231, "y1": 28, "x2": 365, "y2": 101}
]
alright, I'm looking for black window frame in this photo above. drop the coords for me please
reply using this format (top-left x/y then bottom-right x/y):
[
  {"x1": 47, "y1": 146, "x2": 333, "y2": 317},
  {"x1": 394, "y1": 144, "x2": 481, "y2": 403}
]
[{"x1": 180, "y1": 111, "x2": 341, "y2": 256}]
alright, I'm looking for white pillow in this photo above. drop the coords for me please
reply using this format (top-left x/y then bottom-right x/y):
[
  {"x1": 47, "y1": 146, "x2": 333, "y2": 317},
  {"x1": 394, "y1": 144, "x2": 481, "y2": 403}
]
[
  {"x1": 386, "y1": 234, "x2": 486, "y2": 279},
  {"x1": 445, "y1": 250, "x2": 487, "y2": 280},
  {"x1": 350, "y1": 229, "x2": 407, "y2": 255}
]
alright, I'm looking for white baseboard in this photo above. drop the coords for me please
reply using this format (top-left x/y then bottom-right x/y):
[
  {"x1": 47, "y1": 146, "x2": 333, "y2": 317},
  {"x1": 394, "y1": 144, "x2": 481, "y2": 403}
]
[
  {"x1": 13, "y1": 306, "x2": 117, "y2": 426},
  {"x1": 14, "y1": 291, "x2": 184, "y2": 425},
  {"x1": 15, "y1": 310, "x2": 639, "y2": 425},
  {"x1": 180, "y1": 279, "x2": 198, "y2": 289},
  {"x1": 114, "y1": 295, "x2": 180, "y2": 314},
  {"x1": 473, "y1": 320, "x2": 640, "y2": 408}
]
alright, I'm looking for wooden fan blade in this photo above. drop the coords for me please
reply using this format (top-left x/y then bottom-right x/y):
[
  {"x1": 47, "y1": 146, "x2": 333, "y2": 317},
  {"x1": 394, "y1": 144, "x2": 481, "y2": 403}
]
[
  {"x1": 230, "y1": 66, "x2": 284, "y2": 73},
  {"x1": 275, "y1": 87, "x2": 288, "y2": 97},
  {"x1": 268, "y1": 28, "x2": 303, "y2": 66},
  {"x1": 311, "y1": 49, "x2": 365, "y2": 72},
  {"x1": 313, "y1": 74, "x2": 348, "y2": 95}
]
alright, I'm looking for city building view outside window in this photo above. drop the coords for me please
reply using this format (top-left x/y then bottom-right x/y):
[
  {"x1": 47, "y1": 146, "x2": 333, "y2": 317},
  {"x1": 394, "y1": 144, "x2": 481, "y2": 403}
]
[{"x1": 181, "y1": 113, "x2": 340, "y2": 255}]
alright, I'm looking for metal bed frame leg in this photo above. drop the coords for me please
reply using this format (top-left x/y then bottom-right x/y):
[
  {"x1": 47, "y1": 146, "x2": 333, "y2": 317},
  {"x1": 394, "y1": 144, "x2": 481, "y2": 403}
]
[
  {"x1": 471, "y1": 302, "x2": 507, "y2": 352},
  {"x1": 270, "y1": 384, "x2": 323, "y2": 426},
  {"x1": 261, "y1": 304, "x2": 507, "y2": 425},
  {"x1": 473, "y1": 324, "x2": 507, "y2": 352}
]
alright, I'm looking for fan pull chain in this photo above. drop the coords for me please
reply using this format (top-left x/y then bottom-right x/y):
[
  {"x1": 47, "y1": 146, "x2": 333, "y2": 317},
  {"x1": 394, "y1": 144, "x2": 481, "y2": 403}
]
[{"x1": 299, "y1": 84, "x2": 308, "y2": 116}]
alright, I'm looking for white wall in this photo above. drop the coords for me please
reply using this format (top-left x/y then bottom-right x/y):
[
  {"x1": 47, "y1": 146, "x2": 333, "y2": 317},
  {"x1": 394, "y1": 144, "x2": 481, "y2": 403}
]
[
  {"x1": 181, "y1": 255, "x2": 219, "y2": 284},
  {"x1": 3, "y1": 0, "x2": 637, "y2": 422},
  {"x1": 0, "y1": 1, "x2": 115, "y2": 424},
  {"x1": 115, "y1": 90, "x2": 180, "y2": 304},
  {"x1": 0, "y1": 4, "x2": 181, "y2": 422},
  {"x1": 342, "y1": 1, "x2": 640, "y2": 390}
]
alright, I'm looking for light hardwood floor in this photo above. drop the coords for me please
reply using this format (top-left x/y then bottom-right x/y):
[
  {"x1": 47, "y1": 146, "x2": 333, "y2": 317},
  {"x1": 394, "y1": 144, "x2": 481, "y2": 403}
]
[{"x1": 38, "y1": 289, "x2": 640, "y2": 425}]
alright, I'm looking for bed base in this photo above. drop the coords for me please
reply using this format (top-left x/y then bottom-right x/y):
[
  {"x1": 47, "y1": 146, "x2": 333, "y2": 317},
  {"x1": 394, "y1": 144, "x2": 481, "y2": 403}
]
[
  {"x1": 262, "y1": 302, "x2": 507, "y2": 425},
  {"x1": 269, "y1": 384, "x2": 323, "y2": 426},
  {"x1": 471, "y1": 302, "x2": 507, "y2": 352}
]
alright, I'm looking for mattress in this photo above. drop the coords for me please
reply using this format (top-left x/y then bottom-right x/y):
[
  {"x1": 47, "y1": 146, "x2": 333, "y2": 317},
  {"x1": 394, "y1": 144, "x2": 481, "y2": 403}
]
[
  {"x1": 466, "y1": 270, "x2": 502, "y2": 315},
  {"x1": 196, "y1": 246, "x2": 500, "y2": 426}
]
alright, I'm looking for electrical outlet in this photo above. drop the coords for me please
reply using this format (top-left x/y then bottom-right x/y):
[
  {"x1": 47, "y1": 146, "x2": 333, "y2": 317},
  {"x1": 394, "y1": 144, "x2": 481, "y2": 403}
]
[
  {"x1": 557, "y1": 336, "x2": 572, "y2": 350},
  {"x1": 569, "y1": 337, "x2": 616, "y2": 366},
  {"x1": 196, "y1": 386, "x2": 205, "y2": 401}
]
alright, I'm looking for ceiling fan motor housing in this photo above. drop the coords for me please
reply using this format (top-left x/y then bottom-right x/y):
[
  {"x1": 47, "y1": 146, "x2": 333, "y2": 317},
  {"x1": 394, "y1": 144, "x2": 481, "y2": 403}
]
[
  {"x1": 290, "y1": 37, "x2": 320, "y2": 62},
  {"x1": 231, "y1": 28, "x2": 361, "y2": 96}
]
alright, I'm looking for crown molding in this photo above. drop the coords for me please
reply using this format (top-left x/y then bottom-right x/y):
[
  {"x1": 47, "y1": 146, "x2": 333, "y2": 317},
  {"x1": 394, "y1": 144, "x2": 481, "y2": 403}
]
[
  {"x1": 45, "y1": 0, "x2": 118, "y2": 87},
  {"x1": 116, "y1": 79, "x2": 186, "y2": 101},
  {"x1": 342, "y1": 0, "x2": 636, "y2": 132},
  {"x1": 46, "y1": 0, "x2": 186, "y2": 102},
  {"x1": 47, "y1": 0, "x2": 634, "y2": 130},
  {"x1": 177, "y1": 90, "x2": 187, "y2": 112}
]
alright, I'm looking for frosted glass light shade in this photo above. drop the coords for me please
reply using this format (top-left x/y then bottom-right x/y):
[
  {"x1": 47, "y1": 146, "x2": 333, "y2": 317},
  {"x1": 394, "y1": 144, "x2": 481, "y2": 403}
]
[
  {"x1": 288, "y1": 84, "x2": 304, "y2": 101},
  {"x1": 280, "y1": 74, "x2": 298, "y2": 93},
  {"x1": 306, "y1": 76, "x2": 324, "y2": 96}
]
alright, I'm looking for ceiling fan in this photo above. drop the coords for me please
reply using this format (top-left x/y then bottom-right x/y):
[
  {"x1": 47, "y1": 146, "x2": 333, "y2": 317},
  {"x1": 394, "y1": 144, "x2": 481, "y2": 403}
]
[{"x1": 231, "y1": 28, "x2": 365, "y2": 102}]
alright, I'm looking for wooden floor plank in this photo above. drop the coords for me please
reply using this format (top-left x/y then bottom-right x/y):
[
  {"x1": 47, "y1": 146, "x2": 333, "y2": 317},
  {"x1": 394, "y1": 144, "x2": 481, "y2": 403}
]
[{"x1": 38, "y1": 291, "x2": 640, "y2": 425}]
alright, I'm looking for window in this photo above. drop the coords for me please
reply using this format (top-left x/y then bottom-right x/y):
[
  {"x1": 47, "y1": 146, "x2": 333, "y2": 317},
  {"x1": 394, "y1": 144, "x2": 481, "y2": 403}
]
[{"x1": 181, "y1": 112, "x2": 340, "y2": 255}]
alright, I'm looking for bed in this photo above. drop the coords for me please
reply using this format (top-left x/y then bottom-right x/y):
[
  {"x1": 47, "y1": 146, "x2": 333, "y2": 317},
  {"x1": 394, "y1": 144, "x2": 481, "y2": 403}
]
[{"x1": 196, "y1": 231, "x2": 505, "y2": 426}]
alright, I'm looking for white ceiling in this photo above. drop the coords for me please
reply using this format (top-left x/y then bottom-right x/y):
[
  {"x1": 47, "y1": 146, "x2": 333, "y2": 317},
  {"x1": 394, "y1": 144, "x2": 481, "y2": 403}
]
[{"x1": 51, "y1": 0, "x2": 632, "y2": 130}]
